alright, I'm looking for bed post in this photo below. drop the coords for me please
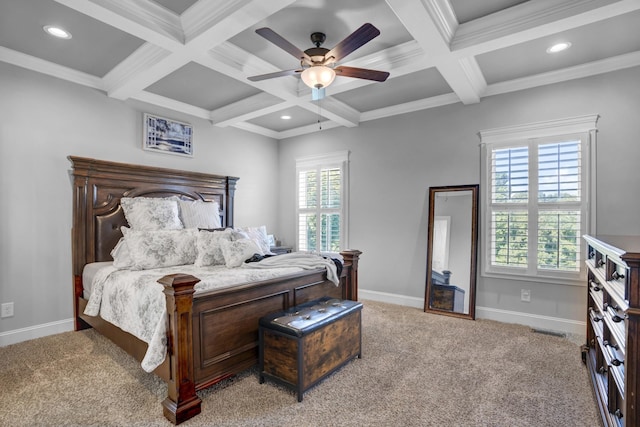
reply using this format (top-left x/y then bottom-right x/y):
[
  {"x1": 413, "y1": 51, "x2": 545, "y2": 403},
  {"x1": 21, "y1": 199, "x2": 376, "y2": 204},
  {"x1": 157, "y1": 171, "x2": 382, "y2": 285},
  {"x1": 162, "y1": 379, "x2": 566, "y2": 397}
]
[
  {"x1": 340, "y1": 249, "x2": 362, "y2": 301},
  {"x1": 225, "y1": 177, "x2": 238, "y2": 228},
  {"x1": 160, "y1": 274, "x2": 202, "y2": 425}
]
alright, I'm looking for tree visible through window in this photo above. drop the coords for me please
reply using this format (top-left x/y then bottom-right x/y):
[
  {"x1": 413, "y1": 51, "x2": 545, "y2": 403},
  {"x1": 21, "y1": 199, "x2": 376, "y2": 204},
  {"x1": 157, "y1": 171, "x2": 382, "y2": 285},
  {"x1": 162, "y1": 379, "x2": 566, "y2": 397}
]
[
  {"x1": 490, "y1": 142, "x2": 581, "y2": 271},
  {"x1": 480, "y1": 115, "x2": 597, "y2": 282}
]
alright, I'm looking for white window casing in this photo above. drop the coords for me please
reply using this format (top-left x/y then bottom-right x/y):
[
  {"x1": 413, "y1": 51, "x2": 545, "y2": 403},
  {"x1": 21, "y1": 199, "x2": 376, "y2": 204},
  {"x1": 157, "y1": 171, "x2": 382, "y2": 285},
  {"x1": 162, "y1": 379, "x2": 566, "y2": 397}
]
[
  {"x1": 295, "y1": 151, "x2": 349, "y2": 253},
  {"x1": 479, "y1": 115, "x2": 598, "y2": 285}
]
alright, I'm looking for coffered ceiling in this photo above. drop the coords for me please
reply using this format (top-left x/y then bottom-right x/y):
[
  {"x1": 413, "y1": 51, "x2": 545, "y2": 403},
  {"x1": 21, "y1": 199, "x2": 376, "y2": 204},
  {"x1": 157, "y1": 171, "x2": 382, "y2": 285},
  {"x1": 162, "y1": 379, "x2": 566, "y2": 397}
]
[{"x1": 1, "y1": 0, "x2": 639, "y2": 139}]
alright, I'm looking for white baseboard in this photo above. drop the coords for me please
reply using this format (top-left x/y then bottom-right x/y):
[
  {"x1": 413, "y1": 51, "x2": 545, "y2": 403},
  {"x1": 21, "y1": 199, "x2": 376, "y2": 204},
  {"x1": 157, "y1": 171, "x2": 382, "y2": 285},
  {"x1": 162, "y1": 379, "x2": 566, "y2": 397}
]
[
  {"x1": 475, "y1": 306, "x2": 586, "y2": 336},
  {"x1": 0, "y1": 318, "x2": 74, "y2": 347},
  {"x1": 359, "y1": 289, "x2": 424, "y2": 309},
  {"x1": 0, "y1": 293, "x2": 587, "y2": 347},
  {"x1": 359, "y1": 289, "x2": 586, "y2": 337}
]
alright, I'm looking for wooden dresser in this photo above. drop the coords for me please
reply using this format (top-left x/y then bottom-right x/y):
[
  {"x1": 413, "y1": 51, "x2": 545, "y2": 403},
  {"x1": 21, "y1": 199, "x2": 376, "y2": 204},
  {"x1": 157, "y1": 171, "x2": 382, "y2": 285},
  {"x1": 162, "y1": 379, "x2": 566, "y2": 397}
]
[{"x1": 583, "y1": 235, "x2": 640, "y2": 427}]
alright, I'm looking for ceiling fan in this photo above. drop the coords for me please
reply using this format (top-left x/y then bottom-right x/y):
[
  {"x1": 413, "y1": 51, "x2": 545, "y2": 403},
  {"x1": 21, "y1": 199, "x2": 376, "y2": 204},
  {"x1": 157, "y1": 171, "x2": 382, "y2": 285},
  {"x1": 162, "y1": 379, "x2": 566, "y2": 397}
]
[{"x1": 247, "y1": 23, "x2": 390, "y2": 94}]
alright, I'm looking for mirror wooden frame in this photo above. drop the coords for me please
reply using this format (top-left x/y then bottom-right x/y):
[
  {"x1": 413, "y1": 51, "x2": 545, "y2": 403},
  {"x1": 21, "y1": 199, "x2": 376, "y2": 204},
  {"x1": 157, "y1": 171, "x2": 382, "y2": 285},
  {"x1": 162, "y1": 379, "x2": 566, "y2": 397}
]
[{"x1": 424, "y1": 184, "x2": 479, "y2": 320}]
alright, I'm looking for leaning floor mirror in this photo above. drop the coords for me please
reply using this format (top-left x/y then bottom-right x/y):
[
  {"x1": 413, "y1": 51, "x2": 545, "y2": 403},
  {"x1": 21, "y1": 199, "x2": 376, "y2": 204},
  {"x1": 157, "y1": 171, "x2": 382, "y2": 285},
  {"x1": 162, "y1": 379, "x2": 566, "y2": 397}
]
[{"x1": 424, "y1": 184, "x2": 479, "y2": 320}]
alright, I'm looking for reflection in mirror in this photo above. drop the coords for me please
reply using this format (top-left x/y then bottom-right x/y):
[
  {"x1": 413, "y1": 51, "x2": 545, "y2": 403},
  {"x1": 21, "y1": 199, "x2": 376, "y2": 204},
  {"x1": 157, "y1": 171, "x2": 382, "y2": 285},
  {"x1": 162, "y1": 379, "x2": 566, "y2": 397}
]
[{"x1": 424, "y1": 184, "x2": 478, "y2": 320}]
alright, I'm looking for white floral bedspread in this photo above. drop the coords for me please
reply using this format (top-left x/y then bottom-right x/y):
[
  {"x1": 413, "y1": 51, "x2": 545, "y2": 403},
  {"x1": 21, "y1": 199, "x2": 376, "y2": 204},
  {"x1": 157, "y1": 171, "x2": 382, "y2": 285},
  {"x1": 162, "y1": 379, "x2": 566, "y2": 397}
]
[{"x1": 84, "y1": 264, "x2": 304, "y2": 372}]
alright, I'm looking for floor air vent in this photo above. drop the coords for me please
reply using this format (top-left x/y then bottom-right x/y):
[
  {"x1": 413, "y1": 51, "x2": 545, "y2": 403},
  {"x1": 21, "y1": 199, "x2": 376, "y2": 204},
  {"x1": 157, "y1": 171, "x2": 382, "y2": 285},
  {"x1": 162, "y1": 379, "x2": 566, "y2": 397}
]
[{"x1": 531, "y1": 328, "x2": 566, "y2": 338}]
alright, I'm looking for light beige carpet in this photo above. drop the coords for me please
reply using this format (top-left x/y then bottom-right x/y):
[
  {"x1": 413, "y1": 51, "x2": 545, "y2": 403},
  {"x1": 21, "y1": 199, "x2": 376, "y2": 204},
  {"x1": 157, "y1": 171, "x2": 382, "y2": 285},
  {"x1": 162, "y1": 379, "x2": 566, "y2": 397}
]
[{"x1": 0, "y1": 300, "x2": 600, "y2": 426}]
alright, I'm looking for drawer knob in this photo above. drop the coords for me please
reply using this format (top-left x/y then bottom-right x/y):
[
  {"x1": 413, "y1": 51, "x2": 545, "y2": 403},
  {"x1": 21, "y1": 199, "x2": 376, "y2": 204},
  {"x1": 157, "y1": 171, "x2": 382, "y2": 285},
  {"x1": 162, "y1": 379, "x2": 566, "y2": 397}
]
[
  {"x1": 598, "y1": 259, "x2": 605, "y2": 267},
  {"x1": 590, "y1": 281, "x2": 601, "y2": 291},
  {"x1": 611, "y1": 314, "x2": 624, "y2": 323},
  {"x1": 598, "y1": 366, "x2": 607, "y2": 374},
  {"x1": 611, "y1": 358, "x2": 624, "y2": 367},
  {"x1": 604, "y1": 340, "x2": 619, "y2": 350},
  {"x1": 611, "y1": 271, "x2": 625, "y2": 280},
  {"x1": 614, "y1": 409, "x2": 623, "y2": 419}
]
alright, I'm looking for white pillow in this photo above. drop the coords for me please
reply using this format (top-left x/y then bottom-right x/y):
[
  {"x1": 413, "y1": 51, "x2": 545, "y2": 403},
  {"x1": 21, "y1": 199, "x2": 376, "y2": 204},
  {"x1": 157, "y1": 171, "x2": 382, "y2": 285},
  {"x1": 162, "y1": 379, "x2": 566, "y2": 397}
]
[
  {"x1": 220, "y1": 238, "x2": 262, "y2": 268},
  {"x1": 194, "y1": 229, "x2": 233, "y2": 267},
  {"x1": 110, "y1": 235, "x2": 133, "y2": 269},
  {"x1": 120, "y1": 197, "x2": 183, "y2": 231},
  {"x1": 178, "y1": 199, "x2": 221, "y2": 229},
  {"x1": 122, "y1": 227, "x2": 197, "y2": 270},
  {"x1": 236, "y1": 225, "x2": 272, "y2": 255}
]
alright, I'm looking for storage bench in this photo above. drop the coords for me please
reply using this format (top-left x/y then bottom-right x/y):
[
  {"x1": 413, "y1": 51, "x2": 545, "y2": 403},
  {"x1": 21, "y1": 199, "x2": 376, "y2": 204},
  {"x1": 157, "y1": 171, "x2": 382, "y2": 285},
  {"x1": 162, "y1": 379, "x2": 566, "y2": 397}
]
[{"x1": 258, "y1": 297, "x2": 363, "y2": 401}]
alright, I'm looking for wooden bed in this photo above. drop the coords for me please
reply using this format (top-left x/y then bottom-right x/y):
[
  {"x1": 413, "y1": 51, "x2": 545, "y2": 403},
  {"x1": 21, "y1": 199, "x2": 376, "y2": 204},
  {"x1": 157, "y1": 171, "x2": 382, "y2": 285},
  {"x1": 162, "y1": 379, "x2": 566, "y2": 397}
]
[{"x1": 69, "y1": 156, "x2": 361, "y2": 424}]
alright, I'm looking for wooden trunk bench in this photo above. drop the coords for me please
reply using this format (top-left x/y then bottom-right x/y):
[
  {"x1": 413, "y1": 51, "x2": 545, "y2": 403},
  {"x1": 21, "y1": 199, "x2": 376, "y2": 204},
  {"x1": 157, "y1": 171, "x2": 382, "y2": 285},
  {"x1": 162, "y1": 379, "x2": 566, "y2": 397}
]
[{"x1": 258, "y1": 297, "x2": 363, "y2": 401}]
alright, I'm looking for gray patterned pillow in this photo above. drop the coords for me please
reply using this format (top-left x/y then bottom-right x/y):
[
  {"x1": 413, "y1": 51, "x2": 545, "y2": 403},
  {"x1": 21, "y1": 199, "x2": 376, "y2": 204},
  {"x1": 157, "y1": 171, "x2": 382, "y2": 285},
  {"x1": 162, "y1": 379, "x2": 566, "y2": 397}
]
[
  {"x1": 194, "y1": 229, "x2": 233, "y2": 267},
  {"x1": 110, "y1": 235, "x2": 133, "y2": 269},
  {"x1": 220, "y1": 238, "x2": 262, "y2": 268},
  {"x1": 122, "y1": 227, "x2": 197, "y2": 270},
  {"x1": 121, "y1": 197, "x2": 183, "y2": 231}
]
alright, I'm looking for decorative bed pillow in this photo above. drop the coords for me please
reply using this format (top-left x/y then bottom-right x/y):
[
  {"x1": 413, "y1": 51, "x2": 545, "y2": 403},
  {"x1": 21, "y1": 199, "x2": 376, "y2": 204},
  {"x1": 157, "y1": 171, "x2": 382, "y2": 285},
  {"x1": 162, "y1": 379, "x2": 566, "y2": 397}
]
[
  {"x1": 110, "y1": 235, "x2": 133, "y2": 269},
  {"x1": 194, "y1": 228, "x2": 233, "y2": 267},
  {"x1": 178, "y1": 199, "x2": 221, "y2": 229},
  {"x1": 122, "y1": 227, "x2": 197, "y2": 270},
  {"x1": 120, "y1": 197, "x2": 183, "y2": 231},
  {"x1": 220, "y1": 238, "x2": 262, "y2": 268},
  {"x1": 236, "y1": 225, "x2": 272, "y2": 255}
]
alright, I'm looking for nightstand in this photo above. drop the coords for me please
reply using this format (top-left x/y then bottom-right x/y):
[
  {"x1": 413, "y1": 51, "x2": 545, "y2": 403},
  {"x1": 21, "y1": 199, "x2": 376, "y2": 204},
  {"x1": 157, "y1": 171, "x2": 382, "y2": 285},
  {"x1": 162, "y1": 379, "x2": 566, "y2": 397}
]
[{"x1": 270, "y1": 246, "x2": 293, "y2": 255}]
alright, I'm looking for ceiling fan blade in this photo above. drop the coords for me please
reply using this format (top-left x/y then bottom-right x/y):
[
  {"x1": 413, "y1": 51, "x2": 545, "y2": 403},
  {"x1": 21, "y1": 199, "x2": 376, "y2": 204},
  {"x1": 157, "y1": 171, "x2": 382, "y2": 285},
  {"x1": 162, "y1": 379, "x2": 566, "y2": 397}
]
[
  {"x1": 326, "y1": 23, "x2": 380, "y2": 63},
  {"x1": 247, "y1": 69, "x2": 301, "y2": 82},
  {"x1": 335, "y1": 66, "x2": 390, "y2": 82},
  {"x1": 255, "y1": 27, "x2": 311, "y2": 62}
]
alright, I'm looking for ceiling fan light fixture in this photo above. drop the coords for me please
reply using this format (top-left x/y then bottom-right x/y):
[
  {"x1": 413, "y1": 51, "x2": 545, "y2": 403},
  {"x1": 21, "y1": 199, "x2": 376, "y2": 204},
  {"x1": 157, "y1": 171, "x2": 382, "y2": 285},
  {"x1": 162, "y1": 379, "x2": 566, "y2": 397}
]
[{"x1": 301, "y1": 65, "x2": 336, "y2": 89}]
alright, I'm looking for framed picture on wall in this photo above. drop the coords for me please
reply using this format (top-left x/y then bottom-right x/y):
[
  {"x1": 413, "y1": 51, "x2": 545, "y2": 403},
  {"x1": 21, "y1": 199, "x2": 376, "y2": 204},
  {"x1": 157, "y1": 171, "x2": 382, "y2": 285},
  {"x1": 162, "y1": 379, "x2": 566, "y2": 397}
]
[{"x1": 143, "y1": 113, "x2": 193, "y2": 157}]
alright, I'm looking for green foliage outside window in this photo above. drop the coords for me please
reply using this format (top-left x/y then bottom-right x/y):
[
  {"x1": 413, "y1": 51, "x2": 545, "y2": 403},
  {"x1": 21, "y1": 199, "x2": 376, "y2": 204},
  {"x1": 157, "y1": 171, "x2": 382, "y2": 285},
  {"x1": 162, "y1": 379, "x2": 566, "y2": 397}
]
[
  {"x1": 299, "y1": 167, "x2": 341, "y2": 252},
  {"x1": 491, "y1": 142, "x2": 581, "y2": 272}
]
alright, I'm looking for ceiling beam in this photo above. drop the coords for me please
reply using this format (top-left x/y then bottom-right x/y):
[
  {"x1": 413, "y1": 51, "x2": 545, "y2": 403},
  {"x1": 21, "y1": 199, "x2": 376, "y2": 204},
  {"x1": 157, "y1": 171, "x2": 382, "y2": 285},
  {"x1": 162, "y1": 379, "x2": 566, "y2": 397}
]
[
  {"x1": 385, "y1": 0, "x2": 484, "y2": 104},
  {"x1": 58, "y1": 0, "x2": 297, "y2": 101},
  {"x1": 211, "y1": 94, "x2": 293, "y2": 126},
  {"x1": 54, "y1": 0, "x2": 184, "y2": 49},
  {"x1": 451, "y1": 0, "x2": 640, "y2": 56}
]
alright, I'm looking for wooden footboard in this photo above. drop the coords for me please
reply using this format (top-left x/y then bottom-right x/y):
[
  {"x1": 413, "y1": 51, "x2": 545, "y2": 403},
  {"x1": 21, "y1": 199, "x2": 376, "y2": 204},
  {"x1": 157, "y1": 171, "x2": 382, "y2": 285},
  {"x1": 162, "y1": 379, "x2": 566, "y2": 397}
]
[
  {"x1": 76, "y1": 250, "x2": 361, "y2": 424},
  {"x1": 159, "y1": 249, "x2": 361, "y2": 424}
]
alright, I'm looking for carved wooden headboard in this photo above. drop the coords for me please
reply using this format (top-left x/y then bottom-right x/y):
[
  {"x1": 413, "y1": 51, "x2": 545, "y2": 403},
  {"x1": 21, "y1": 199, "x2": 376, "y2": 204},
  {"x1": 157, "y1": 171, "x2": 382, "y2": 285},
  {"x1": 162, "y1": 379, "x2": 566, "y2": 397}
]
[{"x1": 68, "y1": 156, "x2": 238, "y2": 278}]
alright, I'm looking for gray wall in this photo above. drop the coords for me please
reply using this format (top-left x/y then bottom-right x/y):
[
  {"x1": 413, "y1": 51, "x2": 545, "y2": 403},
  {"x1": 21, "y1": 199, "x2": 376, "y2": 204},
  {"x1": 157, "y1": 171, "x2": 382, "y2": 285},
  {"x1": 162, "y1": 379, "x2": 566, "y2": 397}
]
[
  {"x1": 278, "y1": 66, "x2": 640, "y2": 332},
  {"x1": 1, "y1": 58, "x2": 638, "y2": 340},
  {"x1": 0, "y1": 62, "x2": 280, "y2": 337}
]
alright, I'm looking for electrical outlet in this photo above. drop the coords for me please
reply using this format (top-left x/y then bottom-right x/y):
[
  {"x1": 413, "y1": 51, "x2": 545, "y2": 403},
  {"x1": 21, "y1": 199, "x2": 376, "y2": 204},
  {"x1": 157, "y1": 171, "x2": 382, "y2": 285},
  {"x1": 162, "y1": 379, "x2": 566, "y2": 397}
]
[
  {"x1": 521, "y1": 289, "x2": 531, "y2": 303},
  {"x1": 1, "y1": 302, "x2": 14, "y2": 318}
]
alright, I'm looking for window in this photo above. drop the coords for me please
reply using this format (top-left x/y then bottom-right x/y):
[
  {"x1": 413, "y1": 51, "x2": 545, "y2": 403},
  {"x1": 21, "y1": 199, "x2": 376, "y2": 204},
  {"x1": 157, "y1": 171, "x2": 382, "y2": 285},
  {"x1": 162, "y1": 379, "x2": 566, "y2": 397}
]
[
  {"x1": 480, "y1": 115, "x2": 598, "y2": 283},
  {"x1": 296, "y1": 151, "x2": 349, "y2": 252}
]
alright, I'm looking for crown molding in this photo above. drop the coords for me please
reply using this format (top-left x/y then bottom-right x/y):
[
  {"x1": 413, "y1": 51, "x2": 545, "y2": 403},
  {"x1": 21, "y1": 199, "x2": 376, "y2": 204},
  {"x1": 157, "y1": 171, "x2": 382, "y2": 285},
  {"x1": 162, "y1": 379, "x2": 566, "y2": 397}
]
[
  {"x1": 485, "y1": 51, "x2": 640, "y2": 98},
  {"x1": 0, "y1": 46, "x2": 103, "y2": 89},
  {"x1": 132, "y1": 91, "x2": 212, "y2": 120},
  {"x1": 361, "y1": 92, "x2": 460, "y2": 122},
  {"x1": 54, "y1": 0, "x2": 183, "y2": 49},
  {"x1": 452, "y1": 0, "x2": 623, "y2": 53},
  {"x1": 423, "y1": 0, "x2": 459, "y2": 44},
  {"x1": 231, "y1": 121, "x2": 280, "y2": 139},
  {"x1": 102, "y1": 43, "x2": 171, "y2": 99},
  {"x1": 212, "y1": 94, "x2": 292, "y2": 127},
  {"x1": 479, "y1": 114, "x2": 599, "y2": 143}
]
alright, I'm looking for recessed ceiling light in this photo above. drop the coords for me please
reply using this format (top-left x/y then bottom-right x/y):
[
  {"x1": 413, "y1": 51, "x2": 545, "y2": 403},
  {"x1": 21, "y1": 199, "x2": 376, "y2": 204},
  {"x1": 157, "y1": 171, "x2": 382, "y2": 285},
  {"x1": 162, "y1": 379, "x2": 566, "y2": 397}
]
[
  {"x1": 281, "y1": 115, "x2": 291, "y2": 120},
  {"x1": 43, "y1": 25, "x2": 72, "y2": 39},
  {"x1": 546, "y1": 42, "x2": 571, "y2": 54}
]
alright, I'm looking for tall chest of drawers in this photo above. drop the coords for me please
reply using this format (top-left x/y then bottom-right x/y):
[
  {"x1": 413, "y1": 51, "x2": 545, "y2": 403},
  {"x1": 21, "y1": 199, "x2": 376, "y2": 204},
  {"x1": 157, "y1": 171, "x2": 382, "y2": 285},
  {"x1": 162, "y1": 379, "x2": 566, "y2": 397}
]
[{"x1": 583, "y1": 235, "x2": 640, "y2": 427}]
